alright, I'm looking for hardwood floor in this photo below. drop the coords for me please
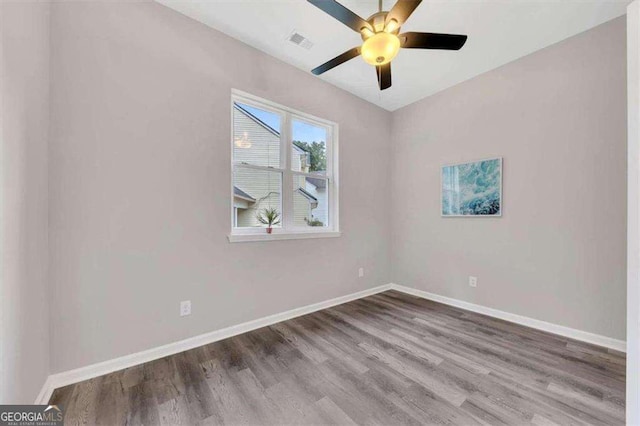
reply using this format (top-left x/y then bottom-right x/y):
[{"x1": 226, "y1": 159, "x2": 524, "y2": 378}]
[{"x1": 50, "y1": 290, "x2": 626, "y2": 425}]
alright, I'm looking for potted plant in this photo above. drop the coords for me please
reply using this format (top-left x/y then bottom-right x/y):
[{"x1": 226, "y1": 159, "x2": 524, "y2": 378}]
[{"x1": 256, "y1": 207, "x2": 281, "y2": 234}]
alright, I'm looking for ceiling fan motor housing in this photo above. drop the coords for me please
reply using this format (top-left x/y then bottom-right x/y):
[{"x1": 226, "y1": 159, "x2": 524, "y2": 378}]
[{"x1": 361, "y1": 12, "x2": 400, "y2": 39}]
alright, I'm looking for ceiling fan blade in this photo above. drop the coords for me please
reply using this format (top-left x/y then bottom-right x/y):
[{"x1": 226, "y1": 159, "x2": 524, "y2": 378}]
[
  {"x1": 376, "y1": 63, "x2": 392, "y2": 90},
  {"x1": 400, "y1": 32, "x2": 468, "y2": 50},
  {"x1": 312, "y1": 47, "x2": 361, "y2": 75},
  {"x1": 386, "y1": 0, "x2": 422, "y2": 26},
  {"x1": 307, "y1": 0, "x2": 373, "y2": 33}
]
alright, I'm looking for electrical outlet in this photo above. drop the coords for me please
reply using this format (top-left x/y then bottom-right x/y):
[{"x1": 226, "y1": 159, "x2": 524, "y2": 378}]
[
  {"x1": 180, "y1": 300, "x2": 191, "y2": 316},
  {"x1": 469, "y1": 276, "x2": 478, "y2": 288},
  {"x1": 358, "y1": 267, "x2": 364, "y2": 278}
]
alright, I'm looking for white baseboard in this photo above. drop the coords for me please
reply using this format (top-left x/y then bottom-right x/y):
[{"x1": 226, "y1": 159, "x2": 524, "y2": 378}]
[
  {"x1": 389, "y1": 283, "x2": 627, "y2": 353},
  {"x1": 34, "y1": 376, "x2": 54, "y2": 405},
  {"x1": 35, "y1": 284, "x2": 393, "y2": 404},
  {"x1": 36, "y1": 281, "x2": 626, "y2": 404}
]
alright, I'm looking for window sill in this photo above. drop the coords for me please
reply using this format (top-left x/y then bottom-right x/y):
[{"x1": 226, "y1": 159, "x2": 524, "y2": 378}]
[{"x1": 227, "y1": 231, "x2": 342, "y2": 243}]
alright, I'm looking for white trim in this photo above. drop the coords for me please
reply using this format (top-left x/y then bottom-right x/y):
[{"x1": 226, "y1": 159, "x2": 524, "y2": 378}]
[
  {"x1": 230, "y1": 95, "x2": 236, "y2": 230},
  {"x1": 231, "y1": 89, "x2": 336, "y2": 127},
  {"x1": 38, "y1": 284, "x2": 391, "y2": 399},
  {"x1": 441, "y1": 156, "x2": 503, "y2": 218},
  {"x1": 289, "y1": 169, "x2": 329, "y2": 180},
  {"x1": 232, "y1": 163, "x2": 285, "y2": 173},
  {"x1": 628, "y1": 1, "x2": 640, "y2": 424},
  {"x1": 282, "y1": 108, "x2": 293, "y2": 229},
  {"x1": 323, "y1": 122, "x2": 338, "y2": 231},
  {"x1": 34, "y1": 376, "x2": 55, "y2": 405},
  {"x1": 228, "y1": 231, "x2": 341, "y2": 243},
  {"x1": 390, "y1": 284, "x2": 626, "y2": 352}
]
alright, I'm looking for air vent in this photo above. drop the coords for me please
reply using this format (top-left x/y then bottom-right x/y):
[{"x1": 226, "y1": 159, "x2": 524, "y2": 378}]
[{"x1": 287, "y1": 30, "x2": 314, "y2": 50}]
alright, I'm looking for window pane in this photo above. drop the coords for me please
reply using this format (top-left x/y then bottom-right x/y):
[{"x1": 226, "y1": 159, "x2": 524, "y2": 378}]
[
  {"x1": 291, "y1": 119, "x2": 327, "y2": 175},
  {"x1": 233, "y1": 167, "x2": 282, "y2": 228},
  {"x1": 233, "y1": 102, "x2": 281, "y2": 168},
  {"x1": 292, "y1": 175, "x2": 328, "y2": 227}
]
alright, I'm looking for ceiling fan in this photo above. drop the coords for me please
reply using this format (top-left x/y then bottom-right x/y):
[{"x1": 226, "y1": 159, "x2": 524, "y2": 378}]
[{"x1": 308, "y1": 0, "x2": 468, "y2": 90}]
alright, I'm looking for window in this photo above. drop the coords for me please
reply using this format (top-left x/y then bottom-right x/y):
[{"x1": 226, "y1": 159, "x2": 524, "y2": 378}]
[{"x1": 229, "y1": 90, "x2": 339, "y2": 242}]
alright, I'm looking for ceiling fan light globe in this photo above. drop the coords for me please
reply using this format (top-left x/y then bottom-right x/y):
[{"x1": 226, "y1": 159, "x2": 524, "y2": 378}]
[{"x1": 361, "y1": 32, "x2": 400, "y2": 66}]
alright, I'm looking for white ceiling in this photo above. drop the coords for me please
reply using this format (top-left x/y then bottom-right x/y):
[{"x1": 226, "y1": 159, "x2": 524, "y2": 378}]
[{"x1": 156, "y1": 0, "x2": 630, "y2": 111}]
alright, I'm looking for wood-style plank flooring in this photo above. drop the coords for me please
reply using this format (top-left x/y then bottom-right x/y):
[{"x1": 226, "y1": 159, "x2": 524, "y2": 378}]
[{"x1": 50, "y1": 290, "x2": 626, "y2": 425}]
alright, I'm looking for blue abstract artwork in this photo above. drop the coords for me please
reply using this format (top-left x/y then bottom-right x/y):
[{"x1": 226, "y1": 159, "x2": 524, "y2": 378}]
[{"x1": 442, "y1": 158, "x2": 502, "y2": 216}]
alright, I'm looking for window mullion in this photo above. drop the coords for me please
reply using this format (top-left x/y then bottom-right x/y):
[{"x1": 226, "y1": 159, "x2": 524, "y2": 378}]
[
  {"x1": 286, "y1": 170, "x2": 328, "y2": 179},
  {"x1": 281, "y1": 112, "x2": 293, "y2": 230},
  {"x1": 326, "y1": 126, "x2": 333, "y2": 177},
  {"x1": 233, "y1": 163, "x2": 284, "y2": 173}
]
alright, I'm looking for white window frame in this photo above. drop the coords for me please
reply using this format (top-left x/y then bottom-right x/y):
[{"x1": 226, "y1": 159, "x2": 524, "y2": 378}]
[{"x1": 228, "y1": 89, "x2": 340, "y2": 243}]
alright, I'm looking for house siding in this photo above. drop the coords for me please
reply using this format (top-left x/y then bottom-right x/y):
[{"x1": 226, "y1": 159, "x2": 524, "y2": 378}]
[
  {"x1": 304, "y1": 180, "x2": 328, "y2": 226},
  {"x1": 234, "y1": 167, "x2": 281, "y2": 227},
  {"x1": 293, "y1": 190, "x2": 311, "y2": 226},
  {"x1": 233, "y1": 106, "x2": 280, "y2": 168}
]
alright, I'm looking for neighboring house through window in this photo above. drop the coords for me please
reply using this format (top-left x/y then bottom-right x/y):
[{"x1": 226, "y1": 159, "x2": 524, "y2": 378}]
[{"x1": 230, "y1": 91, "x2": 338, "y2": 240}]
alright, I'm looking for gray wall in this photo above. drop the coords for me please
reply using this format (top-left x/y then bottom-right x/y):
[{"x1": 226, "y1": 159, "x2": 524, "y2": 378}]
[
  {"x1": 390, "y1": 17, "x2": 627, "y2": 340},
  {"x1": 48, "y1": 1, "x2": 392, "y2": 373},
  {"x1": 0, "y1": 2, "x2": 50, "y2": 403}
]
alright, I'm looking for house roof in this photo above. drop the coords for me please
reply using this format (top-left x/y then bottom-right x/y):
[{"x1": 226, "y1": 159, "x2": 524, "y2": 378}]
[
  {"x1": 233, "y1": 186, "x2": 255, "y2": 202},
  {"x1": 305, "y1": 176, "x2": 327, "y2": 189},
  {"x1": 234, "y1": 103, "x2": 280, "y2": 137},
  {"x1": 234, "y1": 103, "x2": 313, "y2": 156},
  {"x1": 297, "y1": 187, "x2": 317, "y2": 203},
  {"x1": 292, "y1": 141, "x2": 309, "y2": 155}
]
